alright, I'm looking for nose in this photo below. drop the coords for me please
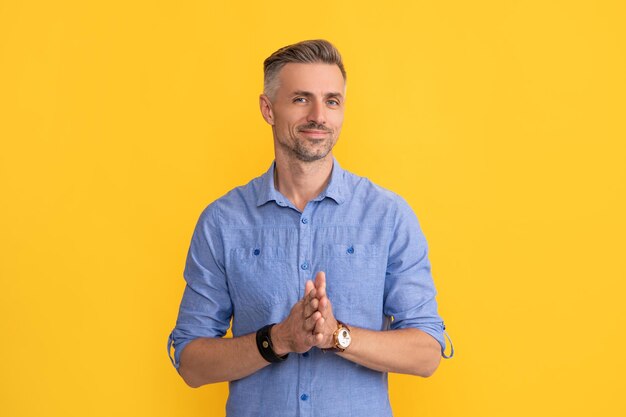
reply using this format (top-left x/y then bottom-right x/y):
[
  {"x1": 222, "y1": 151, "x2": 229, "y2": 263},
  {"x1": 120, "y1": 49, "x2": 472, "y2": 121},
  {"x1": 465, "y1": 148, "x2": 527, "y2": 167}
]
[{"x1": 307, "y1": 99, "x2": 326, "y2": 125}]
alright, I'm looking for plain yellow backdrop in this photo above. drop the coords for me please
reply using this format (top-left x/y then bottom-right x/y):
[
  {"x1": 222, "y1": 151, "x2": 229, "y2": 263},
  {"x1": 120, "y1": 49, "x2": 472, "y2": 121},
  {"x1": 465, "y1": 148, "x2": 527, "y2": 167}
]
[{"x1": 1, "y1": 1, "x2": 625, "y2": 416}]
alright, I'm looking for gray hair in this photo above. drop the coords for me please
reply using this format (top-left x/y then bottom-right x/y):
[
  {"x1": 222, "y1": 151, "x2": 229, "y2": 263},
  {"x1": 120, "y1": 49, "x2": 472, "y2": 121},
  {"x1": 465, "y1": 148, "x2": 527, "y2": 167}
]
[{"x1": 263, "y1": 39, "x2": 347, "y2": 101}]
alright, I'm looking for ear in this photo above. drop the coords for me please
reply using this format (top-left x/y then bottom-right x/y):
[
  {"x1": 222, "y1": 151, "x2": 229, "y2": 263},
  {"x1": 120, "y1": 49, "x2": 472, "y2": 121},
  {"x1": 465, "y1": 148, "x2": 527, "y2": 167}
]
[{"x1": 259, "y1": 94, "x2": 275, "y2": 126}]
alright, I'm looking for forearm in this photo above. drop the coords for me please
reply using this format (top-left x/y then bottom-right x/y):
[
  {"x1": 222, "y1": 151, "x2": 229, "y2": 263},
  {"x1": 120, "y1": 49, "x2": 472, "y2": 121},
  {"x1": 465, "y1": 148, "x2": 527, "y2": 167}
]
[
  {"x1": 338, "y1": 327, "x2": 441, "y2": 377},
  {"x1": 178, "y1": 280, "x2": 326, "y2": 388},
  {"x1": 178, "y1": 333, "x2": 269, "y2": 388}
]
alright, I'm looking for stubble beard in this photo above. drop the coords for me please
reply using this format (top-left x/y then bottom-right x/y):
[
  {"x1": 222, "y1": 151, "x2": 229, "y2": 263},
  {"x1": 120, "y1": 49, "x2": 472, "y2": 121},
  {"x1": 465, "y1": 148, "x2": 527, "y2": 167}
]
[{"x1": 292, "y1": 136, "x2": 335, "y2": 162}]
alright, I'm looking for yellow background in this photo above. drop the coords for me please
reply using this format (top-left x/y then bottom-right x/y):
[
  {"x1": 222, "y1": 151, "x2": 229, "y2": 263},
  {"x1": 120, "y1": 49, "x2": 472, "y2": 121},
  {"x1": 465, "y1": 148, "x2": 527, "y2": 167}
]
[{"x1": 1, "y1": 1, "x2": 625, "y2": 416}]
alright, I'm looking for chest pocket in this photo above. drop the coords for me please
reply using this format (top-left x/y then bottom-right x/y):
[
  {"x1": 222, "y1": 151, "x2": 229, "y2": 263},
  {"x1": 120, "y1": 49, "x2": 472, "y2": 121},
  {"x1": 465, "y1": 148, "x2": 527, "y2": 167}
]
[
  {"x1": 228, "y1": 246, "x2": 295, "y2": 316},
  {"x1": 319, "y1": 243, "x2": 385, "y2": 328}
]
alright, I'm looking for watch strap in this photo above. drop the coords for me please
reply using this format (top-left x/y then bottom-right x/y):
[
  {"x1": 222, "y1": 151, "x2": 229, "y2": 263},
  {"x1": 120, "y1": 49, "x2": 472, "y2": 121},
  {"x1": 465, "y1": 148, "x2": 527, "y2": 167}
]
[{"x1": 256, "y1": 323, "x2": 288, "y2": 363}]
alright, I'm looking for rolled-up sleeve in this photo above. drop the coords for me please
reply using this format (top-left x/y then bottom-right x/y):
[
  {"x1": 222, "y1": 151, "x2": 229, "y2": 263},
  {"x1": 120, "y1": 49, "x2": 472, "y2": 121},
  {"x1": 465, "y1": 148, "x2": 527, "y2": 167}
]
[
  {"x1": 383, "y1": 197, "x2": 448, "y2": 355},
  {"x1": 167, "y1": 204, "x2": 232, "y2": 370}
]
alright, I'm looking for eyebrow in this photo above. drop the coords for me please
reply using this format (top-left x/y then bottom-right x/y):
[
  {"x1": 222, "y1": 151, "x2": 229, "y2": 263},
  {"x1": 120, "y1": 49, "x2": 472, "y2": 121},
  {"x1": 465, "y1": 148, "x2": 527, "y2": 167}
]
[{"x1": 292, "y1": 90, "x2": 344, "y2": 100}]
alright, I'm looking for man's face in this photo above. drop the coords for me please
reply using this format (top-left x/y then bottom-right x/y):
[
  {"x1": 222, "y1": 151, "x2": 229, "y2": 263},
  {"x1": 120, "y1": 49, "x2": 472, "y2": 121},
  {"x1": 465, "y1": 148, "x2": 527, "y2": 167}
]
[{"x1": 264, "y1": 63, "x2": 345, "y2": 163}]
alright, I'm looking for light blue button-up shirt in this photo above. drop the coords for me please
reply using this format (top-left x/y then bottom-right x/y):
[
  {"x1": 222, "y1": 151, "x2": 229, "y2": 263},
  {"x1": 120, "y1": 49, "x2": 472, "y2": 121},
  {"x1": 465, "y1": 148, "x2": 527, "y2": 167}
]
[{"x1": 168, "y1": 158, "x2": 450, "y2": 417}]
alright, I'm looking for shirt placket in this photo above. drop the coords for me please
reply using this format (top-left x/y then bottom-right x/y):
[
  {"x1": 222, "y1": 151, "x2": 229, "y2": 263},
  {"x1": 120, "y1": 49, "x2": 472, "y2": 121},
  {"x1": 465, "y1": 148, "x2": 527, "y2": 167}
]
[{"x1": 297, "y1": 205, "x2": 313, "y2": 416}]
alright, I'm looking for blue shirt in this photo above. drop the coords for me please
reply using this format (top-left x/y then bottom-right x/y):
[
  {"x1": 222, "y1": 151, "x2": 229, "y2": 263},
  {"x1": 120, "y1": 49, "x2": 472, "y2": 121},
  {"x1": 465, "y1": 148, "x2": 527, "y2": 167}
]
[{"x1": 168, "y1": 158, "x2": 450, "y2": 417}]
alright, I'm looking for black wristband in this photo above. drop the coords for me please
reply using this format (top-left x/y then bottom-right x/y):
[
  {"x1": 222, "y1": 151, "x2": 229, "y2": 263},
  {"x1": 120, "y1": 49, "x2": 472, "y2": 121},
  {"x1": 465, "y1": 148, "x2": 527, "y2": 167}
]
[{"x1": 256, "y1": 324, "x2": 288, "y2": 363}]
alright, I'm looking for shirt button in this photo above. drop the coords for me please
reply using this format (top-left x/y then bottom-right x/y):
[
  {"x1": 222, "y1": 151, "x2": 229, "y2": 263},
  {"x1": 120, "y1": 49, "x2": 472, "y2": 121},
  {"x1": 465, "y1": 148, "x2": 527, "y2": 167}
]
[
  {"x1": 301, "y1": 262, "x2": 309, "y2": 270},
  {"x1": 301, "y1": 217, "x2": 308, "y2": 224},
  {"x1": 346, "y1": 246, "x2": 354, "y2": 254},
  {"x1": 302, "y1": 352, "x2": 309, "y2": 358},
  {"x1": 300, "y1": 394, "x2": 309, "y2": 401},
  {"x1": 253, "y1": 249, "x2": 260, "y2": 256}
]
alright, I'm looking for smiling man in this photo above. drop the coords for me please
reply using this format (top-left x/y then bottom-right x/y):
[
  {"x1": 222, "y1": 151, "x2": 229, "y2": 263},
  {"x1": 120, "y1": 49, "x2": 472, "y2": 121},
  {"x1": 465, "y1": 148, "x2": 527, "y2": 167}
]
[
  {"x1": 264, "y1": 62, "x2": 344, "y2": 166},
  {"x1": 168, "y1": 39, "x2": 453, "y2": 417}
]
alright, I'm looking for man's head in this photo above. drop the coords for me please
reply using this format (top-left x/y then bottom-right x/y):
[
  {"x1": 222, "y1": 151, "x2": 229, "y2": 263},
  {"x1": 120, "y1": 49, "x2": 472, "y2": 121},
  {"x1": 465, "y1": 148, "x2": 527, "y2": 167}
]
[
  {"x1": 260, "y1": 40, "x2": 347, "y2": 163},
  {"x1": 263, "y1": 39, "x2": 347, "y2": 102}
]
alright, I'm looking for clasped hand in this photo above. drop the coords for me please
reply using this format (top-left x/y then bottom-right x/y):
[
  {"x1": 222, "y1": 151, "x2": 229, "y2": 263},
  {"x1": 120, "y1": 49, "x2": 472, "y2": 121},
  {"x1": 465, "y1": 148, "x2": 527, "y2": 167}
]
[{"x1": 271, "y1": 271, "x2": 339, "y2": 355}]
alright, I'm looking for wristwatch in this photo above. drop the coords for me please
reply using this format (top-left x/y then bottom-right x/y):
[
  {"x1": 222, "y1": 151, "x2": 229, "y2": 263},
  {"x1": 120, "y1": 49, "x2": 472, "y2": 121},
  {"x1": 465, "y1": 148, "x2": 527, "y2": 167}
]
[
  {"x1": 256, "y1": 323, "x2": 289, "y2": 363},
  {"x1": 330, "y1": 320, "x2": 352, "y2": 352}
]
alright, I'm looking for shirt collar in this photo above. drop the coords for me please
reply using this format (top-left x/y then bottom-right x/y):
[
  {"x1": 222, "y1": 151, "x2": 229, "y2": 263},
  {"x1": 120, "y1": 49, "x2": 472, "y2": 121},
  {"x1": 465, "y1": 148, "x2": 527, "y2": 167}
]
[{"x1": 256, "y1": 157, "x2": 346, "y2": 207}]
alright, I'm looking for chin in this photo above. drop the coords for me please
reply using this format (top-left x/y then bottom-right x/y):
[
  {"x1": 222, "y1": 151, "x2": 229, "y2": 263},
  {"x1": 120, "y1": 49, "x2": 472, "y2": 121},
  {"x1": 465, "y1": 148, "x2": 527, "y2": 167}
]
[{"x1": 295, "y1": 154, "x2": 326, "y2": 163}]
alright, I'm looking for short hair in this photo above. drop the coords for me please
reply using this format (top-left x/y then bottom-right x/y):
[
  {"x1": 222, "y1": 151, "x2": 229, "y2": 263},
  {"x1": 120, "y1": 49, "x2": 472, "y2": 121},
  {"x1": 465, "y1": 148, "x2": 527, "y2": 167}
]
[{"x1": 263, "y1": 39, "x2": 347, "y2": 101}]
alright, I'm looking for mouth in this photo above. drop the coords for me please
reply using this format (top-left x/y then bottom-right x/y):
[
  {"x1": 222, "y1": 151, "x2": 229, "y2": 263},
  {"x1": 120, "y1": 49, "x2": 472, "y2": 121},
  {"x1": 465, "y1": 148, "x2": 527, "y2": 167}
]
[{"x1": 299, "y1": 129, "x2": 330, "y2": 138}]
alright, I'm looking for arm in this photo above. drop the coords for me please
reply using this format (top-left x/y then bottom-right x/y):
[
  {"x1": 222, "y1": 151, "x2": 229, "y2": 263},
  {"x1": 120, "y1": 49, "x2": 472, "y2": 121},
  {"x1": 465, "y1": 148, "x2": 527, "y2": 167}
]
[
  {"x1": 345, "y1": 196, "x2": 449, "y2": 374},
  {"x1": 179, "y1": 333, "x2": 267, "y2": 388},
  {"x1": 337, "y1": 327, "x2": 441, "y2": 377},
  {"x1": 178, "y1": 280, "x2": 323, "y2": 388},
  {"x1": 305, "y1": 272, "x2": 442, "y2": 377},
  {"x1": 169, "y1": 206, "x2": 329, "y2": 388}
]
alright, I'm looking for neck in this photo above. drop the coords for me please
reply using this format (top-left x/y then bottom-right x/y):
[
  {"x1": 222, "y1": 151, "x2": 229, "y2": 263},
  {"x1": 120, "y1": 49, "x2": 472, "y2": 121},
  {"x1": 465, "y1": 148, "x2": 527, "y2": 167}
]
[{"x1": 274, "y1": 155, "x2": 334, "y2": 212}]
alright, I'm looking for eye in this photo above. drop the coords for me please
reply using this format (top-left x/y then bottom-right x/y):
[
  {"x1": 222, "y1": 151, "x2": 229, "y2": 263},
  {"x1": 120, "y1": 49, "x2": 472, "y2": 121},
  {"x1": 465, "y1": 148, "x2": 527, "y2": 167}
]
[
  {"x1": 293, "y1": 97, "x2": 307, "y2": 103},
  {"x1": 327, "y1": 99, "x2": 340, "y2": 106}
]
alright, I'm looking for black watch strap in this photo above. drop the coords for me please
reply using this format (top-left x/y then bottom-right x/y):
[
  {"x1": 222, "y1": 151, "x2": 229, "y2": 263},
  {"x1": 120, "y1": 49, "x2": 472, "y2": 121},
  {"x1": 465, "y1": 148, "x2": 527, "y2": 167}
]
[{"x1": 256, "y1": 324, "x2": 288, "y2": 363}]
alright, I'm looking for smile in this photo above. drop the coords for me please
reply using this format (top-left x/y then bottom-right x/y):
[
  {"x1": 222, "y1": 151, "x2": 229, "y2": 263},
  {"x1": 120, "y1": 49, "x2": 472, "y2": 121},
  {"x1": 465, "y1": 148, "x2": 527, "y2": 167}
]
[{"x1": 300, "y1": 130, "x2": 329, "y2": 138}]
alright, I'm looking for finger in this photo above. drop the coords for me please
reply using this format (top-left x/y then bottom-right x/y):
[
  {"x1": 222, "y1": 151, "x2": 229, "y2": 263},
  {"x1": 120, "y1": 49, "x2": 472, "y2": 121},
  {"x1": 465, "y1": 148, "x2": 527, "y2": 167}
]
[
  {"x1": 318, "y1": 295, "x2": 335, "y2": 321},
  {"x1": 303, "y1": 311, "x2": 321, "y2": 331},
  {"x1": 306, "y1": 331, "x2": 324, "y2": 347},
  {"x1": 304, "y1": 280, "x2": 314, "y2": 298},
  {"x1": 313, "y1": 315, "x2": 325, "y2": 335},
  {"x1": 302, "y1": 281, "x2": 315, "y2": 316},
  {"x1": 318, "y1": 295, "x2": 328, "y2": 314},
  {"x1": 313, "y1": 332, "x2": 324, "y2": 346},
  {"x1": 314, "y1": 271, "x2": 326, "y2": 290},
  {"x1": 303, "y1": 292, "x2": 319, "y2": 318},
  {"x1": 314, "y1": 271, "x2": 326, "y2": 298},
  {"x1": 316, "y1": 284, "x2": 326, "y2": 299}
]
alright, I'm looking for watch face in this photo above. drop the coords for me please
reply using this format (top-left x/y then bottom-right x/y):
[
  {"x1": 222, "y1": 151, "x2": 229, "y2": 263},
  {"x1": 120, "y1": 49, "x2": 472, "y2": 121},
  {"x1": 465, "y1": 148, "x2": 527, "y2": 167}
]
[{"x1": 337, "y1": 328, "x2": 351, "y2": 348}]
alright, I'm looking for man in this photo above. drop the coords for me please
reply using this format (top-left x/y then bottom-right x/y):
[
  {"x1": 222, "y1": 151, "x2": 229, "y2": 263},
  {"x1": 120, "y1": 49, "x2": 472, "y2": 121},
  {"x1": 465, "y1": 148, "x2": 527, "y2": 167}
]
[{"x1": 167, "y1": 39, "x2": 453, "y2": 416}]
